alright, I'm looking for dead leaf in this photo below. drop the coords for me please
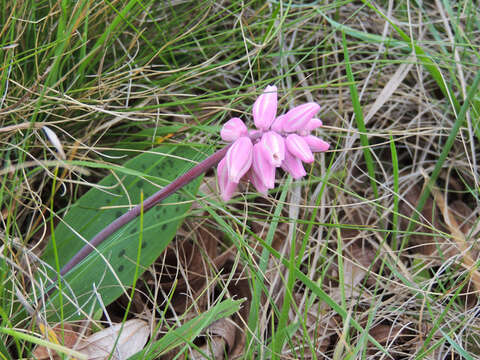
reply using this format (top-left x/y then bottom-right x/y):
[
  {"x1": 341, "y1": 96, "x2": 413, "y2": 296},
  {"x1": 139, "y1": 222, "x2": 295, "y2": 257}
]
[
  {"x1": 449, "y1": 200, "x2": 476, "y2": 236},
  {"x1": 77, "y1": 319, "x2": 149, "y2": 360},
  {"x1": 33, "y1": 323, "x2": 82, "y2": 360},
  {"x1": 190, "y1": 337, "x2": 228, "y2": 359},
  {"x1": 159, "y1": 253, "x2": 249, "y2": 360},
  {"x1": 343, "y1": 242, "x2": 378, "y2": 292},
  {"x1": 369, "y1": 324, "x2": 405, "y2": 345},
  {"x1": 291, "y1": 294, "x2": 338, "y2": 357},
  {"x1": 431, "y1": 187, "x2": 480, "y2": 293},
  {"x1": 366, "y1": 323, "x2": 414, "y2": 357},
  {"x1": 154, "y1": 223, "x2": 220, "y2": 314},
  {"x1": 214, "y1": 256, "x2": 250, "y2": 357},
  {"x1": 190, "y1": 319, "x2": 237, "y2": 359},
  {"x1": 398, "y1": 184, "x2": 445, "y2": 256}
]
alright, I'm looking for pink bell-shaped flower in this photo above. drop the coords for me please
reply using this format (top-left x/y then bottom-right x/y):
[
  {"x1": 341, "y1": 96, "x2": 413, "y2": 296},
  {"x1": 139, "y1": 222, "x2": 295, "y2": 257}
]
[
  {"x1": 305, "y1": 118, "x2": 323, "y2": 131},
  {"x1": 217, "y1": 157, "x2": 239, "y2": 201},
  {"x1": 281, "y1": 149, "x2": 307, "y2": 179},
  {"x1": 285, "y1": 134, "x2": 314, "y2": 163},
  {"x1": 253, "y1": 85, "x2": 278, "y2": 131},
  {"x1": 221, "y1": 117, "x2": 248, "y2": 142},
  {"x1": 226, "y1": 136, "x2": 253, "y2": 183},
  {"x1": 260, "y1": 131, "x2": 285, "y2": 167},
  {"x1": 283, "y1": 103, "x2": 320, "y2": 133},
  {"x1": 216, "y1": 85, "x2": 330, "y2": 201},
  {"x1": 303, "y1": 135, "x2": 330, "y2": 152},
  {"x1": 252, "y1": 142, "x2": 276, "y2": 189},
  {"x1": 248, "y1": 169, "x2": 268, "y2": 195},
  {"x1": 270, "y1": 114, "x2": 287, "y2": 133}
]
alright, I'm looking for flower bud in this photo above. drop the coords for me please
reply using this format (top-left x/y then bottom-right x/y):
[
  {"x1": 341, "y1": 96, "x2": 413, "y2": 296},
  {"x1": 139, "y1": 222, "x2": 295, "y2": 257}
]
[
  {"x1": 270, "y1": 114, "x2": 287, "y2": 133},
  {"x1": 248, "y1": 169, "x2": 268, "y2": 195},
  {"x1": 305, "y1": 118, "x2": 323, "y2": 131}
]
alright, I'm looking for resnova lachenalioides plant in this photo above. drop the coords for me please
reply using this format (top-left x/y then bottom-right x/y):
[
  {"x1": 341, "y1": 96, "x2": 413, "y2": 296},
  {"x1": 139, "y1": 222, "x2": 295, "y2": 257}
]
[
  {"x1": 218, "y1": 85, "x2": 329, "y2": 200},
  {"x1": 48, "y1": 86, "x2": 329, "y2": 296}
]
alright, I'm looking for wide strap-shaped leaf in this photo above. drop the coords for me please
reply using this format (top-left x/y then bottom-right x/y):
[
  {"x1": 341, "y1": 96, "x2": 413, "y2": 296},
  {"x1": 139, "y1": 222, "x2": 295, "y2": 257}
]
[{"x1": 40, "y1": 145, "x2": 209, "y2": 321}]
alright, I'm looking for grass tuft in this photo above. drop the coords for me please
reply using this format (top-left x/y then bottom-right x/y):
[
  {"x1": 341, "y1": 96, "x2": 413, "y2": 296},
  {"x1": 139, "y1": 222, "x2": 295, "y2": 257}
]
[{"x1": 1, "y1": 0, "x2": 479, "y2": 358}]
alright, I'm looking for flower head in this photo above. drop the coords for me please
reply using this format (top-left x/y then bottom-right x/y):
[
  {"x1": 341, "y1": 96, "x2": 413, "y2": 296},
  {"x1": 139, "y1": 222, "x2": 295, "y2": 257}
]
[{"x1": 217, "y1": 86, "x2": 329, "y2": 200}]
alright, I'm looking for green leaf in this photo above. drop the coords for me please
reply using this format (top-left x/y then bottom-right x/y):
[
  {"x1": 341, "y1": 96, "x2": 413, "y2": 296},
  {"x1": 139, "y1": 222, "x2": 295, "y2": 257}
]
[{"x1": 40, "y1": 144, "x2": 209, "y2": 321}]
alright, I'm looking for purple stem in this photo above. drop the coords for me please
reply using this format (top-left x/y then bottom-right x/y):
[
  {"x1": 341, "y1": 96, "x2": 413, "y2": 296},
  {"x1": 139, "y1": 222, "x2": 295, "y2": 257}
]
[{"x1": 56, "y1": 145, "x2": 229, "y2": 279}]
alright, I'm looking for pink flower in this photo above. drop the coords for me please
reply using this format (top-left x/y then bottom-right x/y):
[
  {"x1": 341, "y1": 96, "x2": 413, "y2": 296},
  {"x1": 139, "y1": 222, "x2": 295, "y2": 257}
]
[
  {"x1": 282, "y1": 149, "x2": 307, "y2": 179},
  {"x1": 252, "y1": 143, "x2": 275, "y2": 189},
  {"x1": 225, "y1": 136, "x2": 253, "y2": 183},
  {"x1": 270, "y1": 114, "x2": 287, "y2": 133},
  {"x1": 221, "y1": 117, "x2": 248, "y2": 142},
  {"x1": 217, "y1": 158, "x2": 239, "y2": 201},
  {"x1": 303, "y1": 135, "x2": 330, "y2": 152},
  {"x1": 253, "y1": 85, "x2": 278, "y2": 130},
  {"x1": 260, "y1": 131, "x2": 285, "y2": 166},
  {"x1": 305, "y1": 118, "x2": 323, "y2": 131},
  {"x1": 248, "y1": 168, "x2": 268, "y2": 195},
  {"x1": 285, "y1": 134, "x2": 314, "y2": 163},
  {"x1": 217, "y1": 86, "x2": 329, "y2": 200},
  {"x1": 282, "y1": 103, "x2": 320, "y2": 133}
]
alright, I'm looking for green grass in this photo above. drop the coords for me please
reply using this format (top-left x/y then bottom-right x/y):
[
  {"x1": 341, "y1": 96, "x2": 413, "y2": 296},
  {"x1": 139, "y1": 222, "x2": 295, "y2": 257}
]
[{"x1": 1, "y1": 0, "x2": 480, "y2": 358}]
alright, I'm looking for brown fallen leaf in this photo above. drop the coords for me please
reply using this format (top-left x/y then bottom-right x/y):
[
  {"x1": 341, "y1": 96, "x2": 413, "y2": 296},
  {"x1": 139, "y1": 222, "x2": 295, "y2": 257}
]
[
  {"x1": 291, "y1": 293, "x2": 338, "y2": 357},
  {"x1": 77, "y1": 319, "x2": 149, "y2": 360},
  {"x1": 398, "y1": 184, "x2": 446, "y2": 256},
  {"x1": 160, "y1": 251, "x2": 250, "y2": 360},
  {"x1": 212, "y1": 255, "x2": 250, "y2": 358},
  {"x1": 369, "y1": 324, "x2": 407, "y2": 345},
  {"x1": 33, "y1": 323, "x2": 82, "y2": 360},
  {"x1": 153, "y1": 223, "x2": 220, "y2": 314},
  {"x1": 343, "y1": 241, "x2": 378, "y2": 293},
  {"x1": 190, "y1": 318, "x2": 237, "y2": 359},
  {"x1": 366, "y1": 323, "x2": 414, "y2": 357},
  {"x1": 449, "y1": 200, "x2": 476, "y2": 236},
  {"x1": 431, "y1": 187, "x2": 480, "y2": 293}
]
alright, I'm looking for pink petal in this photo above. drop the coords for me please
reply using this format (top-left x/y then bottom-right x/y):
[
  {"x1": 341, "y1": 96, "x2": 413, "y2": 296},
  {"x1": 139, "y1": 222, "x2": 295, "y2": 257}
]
[
  {"x1": 281, "y1": 150, "x2": 306, "y2": 179},
  {"x1": 226, "y1": 136, "x2": 253, "y2": 183},
  {"x1": 283, "y1": 103, "x2": 320, "y2": 133},
  {"x1": 270, "y1": 114, "x2": 287, "y2": 133},
  {"x1": 220, "y1": 117, "x2": 248, "y2": 142},
  {"x1": 248, "y1": 169, "x2": 268, "y2": 195},
  {"x1": 304, "y1": 135, "x2": 330, "y2": 152},
  {"x1": 253, "y1": 85, "x2": 277, "y2": 130},
  {"x1": 217, "y1": 157, "x2": 238, "y2": 201},
  {"x1": 260, "y1": 131, "x2": 285, "y2": 167},
  {"x1": 252, "y1": 143, "x2": 275, "y2": 189},
  {"x1": 286, "y1": 134, "x2": 314, "y2": 163}
]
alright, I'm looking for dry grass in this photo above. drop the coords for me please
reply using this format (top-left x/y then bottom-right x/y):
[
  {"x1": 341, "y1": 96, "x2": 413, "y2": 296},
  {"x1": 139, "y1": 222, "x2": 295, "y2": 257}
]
[{"x1": 1, "y1": 0, "x2": 479, "y2": 359}]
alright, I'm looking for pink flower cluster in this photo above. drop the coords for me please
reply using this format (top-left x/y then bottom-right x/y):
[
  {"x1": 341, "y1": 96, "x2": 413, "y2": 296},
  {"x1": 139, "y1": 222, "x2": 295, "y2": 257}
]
[{"x1": 217, "y1": 85, "x2": 329, "y2": 201}]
